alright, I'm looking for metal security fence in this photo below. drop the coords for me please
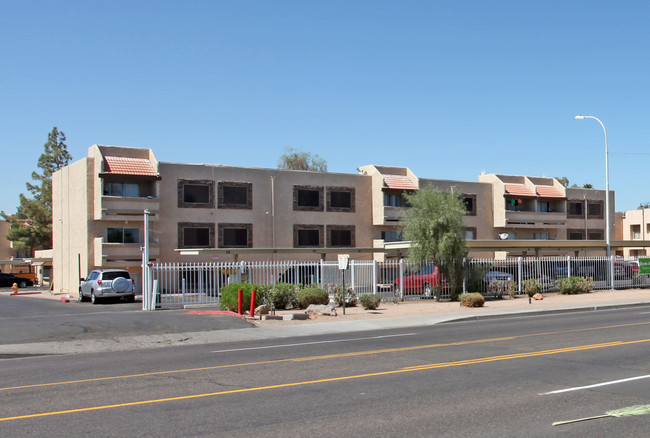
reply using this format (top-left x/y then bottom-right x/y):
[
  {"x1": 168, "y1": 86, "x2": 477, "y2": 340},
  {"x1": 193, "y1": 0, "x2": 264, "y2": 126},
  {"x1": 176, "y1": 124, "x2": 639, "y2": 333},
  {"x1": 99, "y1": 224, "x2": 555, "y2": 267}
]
[{"x1": 141, "y1": 256, "x2": 647, "y2": 309}]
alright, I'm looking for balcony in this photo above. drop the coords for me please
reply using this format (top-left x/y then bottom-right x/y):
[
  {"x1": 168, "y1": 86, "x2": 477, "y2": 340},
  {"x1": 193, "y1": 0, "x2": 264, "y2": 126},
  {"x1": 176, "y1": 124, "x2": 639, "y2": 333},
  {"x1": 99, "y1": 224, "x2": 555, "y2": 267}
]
[
  {"x1": 93, "y1": 238, "x2": 160, "y2": 267},
  {"x1": 381, "y1": 206, "x2": 407, "y2": 225},
  {"x1": 504, "y1": 210, "x2": 567, "y2": 228},
  {"x1": 96, "y1": 196, "x2": 160, "y2": 221}
]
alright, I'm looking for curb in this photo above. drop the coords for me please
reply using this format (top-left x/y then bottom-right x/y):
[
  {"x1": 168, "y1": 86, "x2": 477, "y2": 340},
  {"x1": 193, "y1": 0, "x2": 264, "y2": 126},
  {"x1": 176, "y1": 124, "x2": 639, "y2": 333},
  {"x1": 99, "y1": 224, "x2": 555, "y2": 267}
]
[{"x1": 441, "y1": 301, "x2": 650, "y2": 324}]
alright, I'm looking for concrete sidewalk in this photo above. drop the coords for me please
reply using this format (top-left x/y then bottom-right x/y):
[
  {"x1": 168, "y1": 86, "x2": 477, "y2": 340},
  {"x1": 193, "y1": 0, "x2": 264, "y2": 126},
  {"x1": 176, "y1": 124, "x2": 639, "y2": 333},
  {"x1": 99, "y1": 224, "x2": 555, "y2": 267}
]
[{"x1": 2, "y1": 287, "x2": 650, "y2": 355}]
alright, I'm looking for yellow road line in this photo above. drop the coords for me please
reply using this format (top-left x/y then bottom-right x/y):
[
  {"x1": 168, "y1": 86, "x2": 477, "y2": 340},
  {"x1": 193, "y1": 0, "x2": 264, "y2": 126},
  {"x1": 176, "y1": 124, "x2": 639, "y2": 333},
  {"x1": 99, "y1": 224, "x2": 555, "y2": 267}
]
[
  {"x1": 2, "y1": 338, "x2": 649, "y2": 423},
  {"x1": 2, "y1": 320, "x2": 650, "y2": 392}
]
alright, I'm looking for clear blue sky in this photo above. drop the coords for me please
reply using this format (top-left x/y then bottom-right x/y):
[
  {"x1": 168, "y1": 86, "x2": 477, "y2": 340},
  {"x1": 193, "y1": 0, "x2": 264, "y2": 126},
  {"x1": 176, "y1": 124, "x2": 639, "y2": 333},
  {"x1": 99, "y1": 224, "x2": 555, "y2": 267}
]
[{"x1": 2, "y1": 1, "x2": 649, "y2": 215}]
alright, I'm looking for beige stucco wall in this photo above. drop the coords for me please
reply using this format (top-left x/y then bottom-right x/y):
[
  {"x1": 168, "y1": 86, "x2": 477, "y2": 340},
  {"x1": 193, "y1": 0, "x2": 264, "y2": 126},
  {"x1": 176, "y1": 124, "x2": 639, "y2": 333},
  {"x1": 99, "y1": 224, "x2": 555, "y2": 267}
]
[
  {"x1": 157, "y1": 163, "x2": 374, "y2": 263},
  {"x1": 52, "y1": 157, "x2": 92, "y2": 293}
]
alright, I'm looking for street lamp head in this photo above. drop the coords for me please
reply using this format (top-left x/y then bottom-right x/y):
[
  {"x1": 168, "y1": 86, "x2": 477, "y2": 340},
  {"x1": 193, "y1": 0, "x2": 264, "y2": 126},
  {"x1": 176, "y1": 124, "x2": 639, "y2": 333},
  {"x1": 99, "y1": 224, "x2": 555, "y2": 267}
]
[{"x1": 575, "y1": 115, "x2": 585, "y2": 120}]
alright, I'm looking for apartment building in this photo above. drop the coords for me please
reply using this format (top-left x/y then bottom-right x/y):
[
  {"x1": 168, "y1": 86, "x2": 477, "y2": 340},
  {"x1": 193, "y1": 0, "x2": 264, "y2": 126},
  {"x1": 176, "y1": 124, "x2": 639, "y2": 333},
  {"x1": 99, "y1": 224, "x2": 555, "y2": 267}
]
[
  {"x1": 51, "y1": 145, "x2": 615, "y2": 294},
  {"x1": 620, "y1": 208, "x2": 650, "y2": 257}
]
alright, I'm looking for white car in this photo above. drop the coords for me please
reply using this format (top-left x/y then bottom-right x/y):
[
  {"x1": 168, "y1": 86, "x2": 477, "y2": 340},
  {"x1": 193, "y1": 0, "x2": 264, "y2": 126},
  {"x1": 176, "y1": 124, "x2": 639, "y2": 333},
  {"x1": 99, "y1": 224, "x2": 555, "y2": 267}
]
[{"x1": 79, "y1": 269, "x2": 135, "y2": 304}]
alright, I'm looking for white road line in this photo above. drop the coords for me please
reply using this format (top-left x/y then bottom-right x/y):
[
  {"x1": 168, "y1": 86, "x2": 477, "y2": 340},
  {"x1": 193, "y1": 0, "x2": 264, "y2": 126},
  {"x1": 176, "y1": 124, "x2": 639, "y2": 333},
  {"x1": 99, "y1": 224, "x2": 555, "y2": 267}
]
[
  {"x1": 540, "y1": 374, "x2": 650, "y2": 395},
  {"x1": 211, "y1": 333, "x2": 418, "y2": 353}
]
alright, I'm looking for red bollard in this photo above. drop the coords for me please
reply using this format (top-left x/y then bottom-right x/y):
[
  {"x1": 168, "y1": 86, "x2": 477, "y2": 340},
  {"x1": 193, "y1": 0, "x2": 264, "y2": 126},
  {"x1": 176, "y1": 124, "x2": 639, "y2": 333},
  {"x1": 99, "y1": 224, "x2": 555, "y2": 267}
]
[
  {"x1": 250, "y1": 290, "x2": 257, "y2": 316},
  {"x1": 237, "y1": 289, "x2": 243, "y2": 315}
]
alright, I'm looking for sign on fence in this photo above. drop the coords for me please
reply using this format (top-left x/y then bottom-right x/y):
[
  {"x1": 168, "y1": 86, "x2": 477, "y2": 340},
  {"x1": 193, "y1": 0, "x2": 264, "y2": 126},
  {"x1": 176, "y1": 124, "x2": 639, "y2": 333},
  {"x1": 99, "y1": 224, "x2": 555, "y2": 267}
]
[{"x1": 639, "y1": 258, "x2": 650, "y2": 275}]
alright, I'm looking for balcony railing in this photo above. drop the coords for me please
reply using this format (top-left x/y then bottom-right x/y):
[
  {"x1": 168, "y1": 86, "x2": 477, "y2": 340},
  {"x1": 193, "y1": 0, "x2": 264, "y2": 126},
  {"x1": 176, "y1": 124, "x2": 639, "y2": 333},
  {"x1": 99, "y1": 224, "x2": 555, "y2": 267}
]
[{"x1": 96, "y1": 196, "x2": 160, "y2": 221}]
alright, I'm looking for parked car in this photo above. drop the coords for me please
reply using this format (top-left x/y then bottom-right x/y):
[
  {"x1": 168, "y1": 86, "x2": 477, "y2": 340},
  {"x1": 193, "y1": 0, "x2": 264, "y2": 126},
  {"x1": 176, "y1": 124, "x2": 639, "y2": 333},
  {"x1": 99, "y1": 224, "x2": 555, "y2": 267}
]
[
  {"x1": 614, "y1": 260, "x2": 639, "y2": 279},
  {"x1": 483, "y1": 270, "x2": 514, "y2": 285},
  {"x1": 393, "y1": 264, "x2": 442, "y2": 298},
  {"x1": 278, "y1": 265, "x2": 320, "y2": 285},
  {"x1": 79, "y1": 269, "x2": 135, "y2": 304},
  {"x1": 0, "y1": 273, "x2": 34, "y2": 288}
]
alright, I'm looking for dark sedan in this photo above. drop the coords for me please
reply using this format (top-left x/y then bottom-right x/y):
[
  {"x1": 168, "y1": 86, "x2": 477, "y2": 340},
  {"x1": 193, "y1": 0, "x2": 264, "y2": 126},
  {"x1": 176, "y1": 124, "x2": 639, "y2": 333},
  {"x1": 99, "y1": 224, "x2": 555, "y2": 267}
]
[{"x1": 0, "y1": 273, "x2": 34, "y2": 288}]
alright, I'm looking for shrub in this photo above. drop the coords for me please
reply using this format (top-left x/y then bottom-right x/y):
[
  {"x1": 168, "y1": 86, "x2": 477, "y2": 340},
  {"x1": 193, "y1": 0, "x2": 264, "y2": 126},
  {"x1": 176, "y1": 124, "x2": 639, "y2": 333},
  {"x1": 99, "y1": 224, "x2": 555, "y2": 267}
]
[
  {"x1": 334, "y1": 285, "x2": 357, "y2": 307},
  {"x1": 523, "y1": 278, "x2": 543, "y2": 297},
  {"x1": 219, "y1": 282, "x2": 262, "y2": 312},
  {"x1": 359, "y1": 294, "x2": 382, "y2": 310},
  {"x1": 296, "y1": 287, "x2": 329, "y2": 308},
  {"x1": 633, "y1": 274, "x2": 649, "y2": 289},
  {"x1": 487, "y1": 280, "x2": 513, "y2": 299},
  {"x1": 556, "y1": 276, "x2": 593, "y2": 295},
  {"x1": 266, "y1": 283, "x2": 299, "y2": 309},
  {"x1": 459, "y1": 293, "x2": 485, "y2": 308}
]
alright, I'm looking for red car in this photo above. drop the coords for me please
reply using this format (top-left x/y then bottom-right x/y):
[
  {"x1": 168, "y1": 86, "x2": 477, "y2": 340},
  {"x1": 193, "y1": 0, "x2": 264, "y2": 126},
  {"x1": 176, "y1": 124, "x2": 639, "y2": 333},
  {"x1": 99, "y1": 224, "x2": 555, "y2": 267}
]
[{"x1": 393, "y1": 264, "x2": 442, "y2": 298}]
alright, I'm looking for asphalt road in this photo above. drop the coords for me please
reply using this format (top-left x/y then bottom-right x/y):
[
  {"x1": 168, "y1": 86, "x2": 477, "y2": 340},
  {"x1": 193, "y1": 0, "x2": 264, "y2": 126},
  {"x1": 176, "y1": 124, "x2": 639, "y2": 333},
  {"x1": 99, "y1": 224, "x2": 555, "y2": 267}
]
[
  {"x1": 2, "y1": 306, "x2": 650, "y2": 437},
  {"x1": 0, "y1": 293, "x2": 252, "y2": 345}
]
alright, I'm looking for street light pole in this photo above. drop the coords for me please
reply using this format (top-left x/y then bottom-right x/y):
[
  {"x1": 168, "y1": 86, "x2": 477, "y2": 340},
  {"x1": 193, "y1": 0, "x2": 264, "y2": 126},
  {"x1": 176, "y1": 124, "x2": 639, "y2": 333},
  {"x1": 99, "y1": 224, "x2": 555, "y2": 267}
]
[{"x1": 575, "y1": 115, "x2": 610, "y2": 258}]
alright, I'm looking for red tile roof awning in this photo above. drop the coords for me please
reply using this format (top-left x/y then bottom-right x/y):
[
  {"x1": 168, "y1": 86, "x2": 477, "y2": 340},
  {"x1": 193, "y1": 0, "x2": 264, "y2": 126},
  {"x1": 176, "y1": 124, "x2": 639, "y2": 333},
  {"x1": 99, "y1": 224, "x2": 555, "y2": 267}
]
[
  {"x1": 103, "y1": 156, "x2": 157, "y2": 177},
  {"x1": 504, "y1": 183, "x2": 536, "y2": 197},
  {"x1": 384, "y1": 175, "x2": 417, "y2": 190},
  {"x1": 536, "y1": 185, "x2": 565, "y2": 198}
]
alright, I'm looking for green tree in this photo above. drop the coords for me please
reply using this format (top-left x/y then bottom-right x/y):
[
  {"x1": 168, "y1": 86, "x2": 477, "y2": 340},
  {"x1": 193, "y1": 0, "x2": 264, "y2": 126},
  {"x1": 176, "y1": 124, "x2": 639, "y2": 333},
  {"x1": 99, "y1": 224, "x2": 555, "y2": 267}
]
[
  {"x1": 555, "y1": 176, "x2": 569, "y2": 187},
  {"x1": 582, "y1": 183, "x2": 593, "y2": 189},
  {"x1": 277, "y1": 147, "x2": 327, "y2": 172},
  {"x1": 1, "y1": 127, "x2": 72, "y2": 253},
  {"x1": 402, "y1": 187, "x2": 467, "y2": 301}
]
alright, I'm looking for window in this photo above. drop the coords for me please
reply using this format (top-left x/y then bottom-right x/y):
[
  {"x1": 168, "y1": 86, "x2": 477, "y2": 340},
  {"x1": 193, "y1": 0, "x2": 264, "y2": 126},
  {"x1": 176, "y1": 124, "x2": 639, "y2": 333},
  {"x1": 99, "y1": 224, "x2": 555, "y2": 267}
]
[
  {"x1": 184, "y1": 185, "x2": 210, "y2": 204},
  {"x1": 568, "y1": 201, "x2": 584, "y2": 217},
  {"x1": 218, "y1": 223, "x2": 252, "y2": 248},
  {"x1": 105, "y1": 182, "x2": 140, "y2": 197},
  {"x1": 327, "y1": 225, "x2": 355, "y2": 247},
  {"x1": 106, "y1": 227, "x2": 139, "y2": 243},
  {"x1": 632, "y1": 225, "x2": 641, "y2": 240},
  {"x1": 568, "y1": 229, "x2": 585, "y2": 240},
  {"x1": 533, "y1": 232, "x2": 550, "y2": 240},
  {"x1": 294, "y1": 186, "x2": 324, "y2": 211},
  {"x1": 218, "y1": 182, "x2": 252, "y2": 209},
  {"x1": 294, "y1": 225, "x2": 324, "y2": 247},
  {"x1": 327, "y1": 187, "x2": 354, "y2": 212},
  {"x1": 381, "y1": 230, "x2": 403, "y2": 242},
  {"x1": 178, "y1": 223, "x2": 214, "y2": 248},
  {"x1": 588, "y1": 201, "x2": 603, "y2": 218},
  {"x1": 588, "y1": 229, "x2": 604, "y2": 240},
  {"x1": 384, "y1": 192, "x2": 403, "y2": 207},
  {"x1": 538, "y1": 202, "x2": 550, "y2": 213},
  {"x1": 178, "y1": 180, "x2": 215, "y2": 208},
  {"x1": 465, "y1": 227, "x2": 477, "y2": 240},
  {"x1": 463, "y1": 195, "x2": 476, "y2": 216}
]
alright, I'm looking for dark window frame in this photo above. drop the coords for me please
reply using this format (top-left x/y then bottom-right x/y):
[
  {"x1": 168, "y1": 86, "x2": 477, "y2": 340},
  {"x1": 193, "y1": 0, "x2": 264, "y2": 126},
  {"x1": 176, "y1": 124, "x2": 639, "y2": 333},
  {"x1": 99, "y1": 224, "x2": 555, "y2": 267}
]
[
  {"x1": 567, "y1": 229, "x2": 586, "y2": 240},
  {"x1": 587, "y1": 201, "x2": 604, "y2": 219},
  {"x1": 567, "y1": 201, "x2": 585, "y2": 217},
  {"x1": 293, "y1": 185, "x2": 324, "y2": 211},
  {"x1": 327, "y1": 225, "x2": 355, "y2": 247},
  {"x1": 178, "y1": 222, "x2": 215, "y2": 248},
  {"x1": 218, "y1": 223, "x2": 253, "y2": 248},
  {"x1": 463, "y1": 194, "x2": 477, "y2": 216},
  {"x1": 587, "y1": 228, "x2": 605, "y2": 240},
  {"x1": 326, "y1": 186, "x2": 355, "y2": 212},
  {"x1": 293, "y1": 224, "x2": 324, "y2": 248},
  {"x1": 178, "y1": 180, "x2": 215, "y2": 209},
  {"x1": 218, "y1": 182, "x2": 252, "y2": 209}
]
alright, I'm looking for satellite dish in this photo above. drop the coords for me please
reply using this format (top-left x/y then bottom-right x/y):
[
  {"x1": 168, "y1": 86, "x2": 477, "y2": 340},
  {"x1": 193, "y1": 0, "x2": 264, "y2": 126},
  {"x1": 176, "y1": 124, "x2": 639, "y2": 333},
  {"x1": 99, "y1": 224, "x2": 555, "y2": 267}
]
[{"x1": 498, "y1": 233, "x2": 509, "y2": 240}]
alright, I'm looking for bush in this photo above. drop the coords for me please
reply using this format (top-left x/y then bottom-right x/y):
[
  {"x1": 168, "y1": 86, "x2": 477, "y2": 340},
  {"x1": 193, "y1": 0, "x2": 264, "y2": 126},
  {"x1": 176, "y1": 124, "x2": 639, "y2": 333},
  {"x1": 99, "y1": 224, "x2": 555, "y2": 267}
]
[
  {"x1": 296, "y1": 287, "x2": 329, "y2": 308},
  {"x1": 359, "y1": 294, "x2": 382, "y2": 310},
  {"x1": 556, "y1": 276, "x2": 593, "y2": 295},
  {"x1": 266, "y1": 283, "x2": 299, "y2": 309},
  {"x1": 334, "y1": 286, "x2": 357, "y2": 307},
  {"x1": 523, "y1": 278, "x2": 543, "y2": 297},
  {"x1": 459, "y1": 293, "x2": 485, "y2": 308},
  {"x1": 487, "y1": 280, "x2": 513, "y2": 299},
  {"x1": 219, "y1": 282, "x2": 262, "y2": 312}
]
